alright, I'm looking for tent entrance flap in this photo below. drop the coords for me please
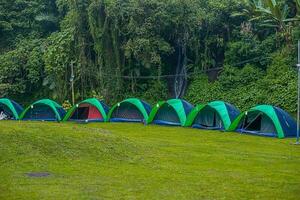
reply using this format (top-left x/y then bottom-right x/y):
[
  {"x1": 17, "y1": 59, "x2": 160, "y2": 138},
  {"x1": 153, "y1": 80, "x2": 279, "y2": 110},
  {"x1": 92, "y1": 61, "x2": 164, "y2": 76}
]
[
  {"x1": 0, "y1": 104, "x2": 14, "y2": 119},
  {"x1": 111, "y1": 102, "x2": 144, "y2": 121},
  {"x1": 193, "y1": 107, "x2": 223, "y2": 129},
  {"x1": 70, "y1": 104, "x2": 103, "y2": 121},
  {"x1": 153, "y1": 104, "x2": 181, "y2": 125},
  {"x1": 239, "y1": 112, "x2": 277, "y2": 136}
]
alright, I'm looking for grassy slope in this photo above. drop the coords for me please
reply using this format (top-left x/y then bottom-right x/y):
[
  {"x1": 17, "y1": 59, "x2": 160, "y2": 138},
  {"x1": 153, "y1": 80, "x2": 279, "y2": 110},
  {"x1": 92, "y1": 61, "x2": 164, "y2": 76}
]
[{"x1": 0, "y1": 121, "x2": 299, "y2": 199}]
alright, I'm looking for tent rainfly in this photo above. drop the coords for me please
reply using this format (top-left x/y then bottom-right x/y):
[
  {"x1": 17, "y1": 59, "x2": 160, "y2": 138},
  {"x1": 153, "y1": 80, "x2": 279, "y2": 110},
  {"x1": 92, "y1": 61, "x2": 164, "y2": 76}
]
[
  {"x1": 63, "y1": 98, "x2": 109, "y2": 122},
  {"x1": 107, "y1": 98, "x2": 151, "y2": 123},
  {"x1": 148, "y1": 99, "x2": 194, "y2": 126},
  {"x1": 228, "y1": 105, "x2": 297, "y2": 138},
  {"x1": 0, "y1": 98, "x2": 23, "y2": 120},
  {"x1": 185, "y1": 101, "x2": 240, "y2": 130},
  {"x1": 20, "y1": 99, "x2": 66, "y2": 121}
]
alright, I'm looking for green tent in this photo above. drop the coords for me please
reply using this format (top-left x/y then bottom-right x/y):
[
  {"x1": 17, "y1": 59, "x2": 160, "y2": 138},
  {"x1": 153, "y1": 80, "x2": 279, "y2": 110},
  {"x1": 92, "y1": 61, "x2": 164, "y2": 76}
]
[
  {"x1": 63, "y1": 98, "x2": 109, "y2": 122},
  {"x1": 107, "y1": 98, "x2": 151, "y2": 123},
  {"x1": 185, "y1": 101, "x2": 240, "y2": 130},
  {"x1": 228, "y1": 105, "x2": 297, "y2": 138},
  {"x1": 20, "y1": 99, "x2": 66, "y2": 121},
  {"x1": 147, "y1": 99, "x2": 194, "y2": 126},
  {"x1": 0, "y1": 98, "x2": 23, "y2": 120}
]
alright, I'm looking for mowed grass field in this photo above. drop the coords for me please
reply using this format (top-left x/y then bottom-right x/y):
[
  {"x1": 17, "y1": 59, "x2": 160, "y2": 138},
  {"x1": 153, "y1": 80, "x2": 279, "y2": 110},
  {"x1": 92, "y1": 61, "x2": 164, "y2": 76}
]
[{"x1": 0, "y1": 121, "x2": 300, "y2": 199}]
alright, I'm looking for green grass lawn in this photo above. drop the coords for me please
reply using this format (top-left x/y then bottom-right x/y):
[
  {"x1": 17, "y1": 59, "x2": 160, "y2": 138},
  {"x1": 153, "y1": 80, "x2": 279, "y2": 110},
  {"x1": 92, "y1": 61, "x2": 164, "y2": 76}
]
[{"x1": 0, "y1": 121, "x2": 300, "y2": 199}]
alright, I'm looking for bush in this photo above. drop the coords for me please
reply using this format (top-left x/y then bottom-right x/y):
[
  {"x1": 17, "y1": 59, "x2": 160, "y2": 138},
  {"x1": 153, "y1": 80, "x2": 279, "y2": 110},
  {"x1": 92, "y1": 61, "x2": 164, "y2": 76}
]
[
  {"x1": 62, "y1": 100, "x2": 72, "y2": 111},
  {"x1": 186, "y1": 66, "x2": 265, "y2": 110},
  {"x1": 139, "y1": 80, "x2": 169, "y2": 105},
  {"x1": 0, "y1": 39, "x2": 45, "y2": 103},
  {"x1": 185, "y1": 75, "x2": 222, "y2": 105},
  {"x1": 218, "y1": 64, "x2": 264, "y2": 89},
  {"x1": 259, "y1": 49, "x2": 297, "y2": 113},
  {"x1": 186, "y1": 49, "x2": 297, "y2": 114},
  {"x1": 224, "y1": 34, "x2": 276, "y2": 68}
]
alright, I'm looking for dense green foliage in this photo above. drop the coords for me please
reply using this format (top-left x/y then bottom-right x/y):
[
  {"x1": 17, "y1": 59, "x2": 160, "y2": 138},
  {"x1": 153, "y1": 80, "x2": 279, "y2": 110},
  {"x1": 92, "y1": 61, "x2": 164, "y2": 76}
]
[
  {"x1": 187, "y1": 48, "x2": 297, "y2": 112},
  {"x1": 1, "y1": 121, "x2": 300, "y2": 199},
  {"x1": 0, "y1": 0, "x2": 299, "y2": 113},
  {"x1": 186, "y1": 0, "x2": 300, "y2": 113}
]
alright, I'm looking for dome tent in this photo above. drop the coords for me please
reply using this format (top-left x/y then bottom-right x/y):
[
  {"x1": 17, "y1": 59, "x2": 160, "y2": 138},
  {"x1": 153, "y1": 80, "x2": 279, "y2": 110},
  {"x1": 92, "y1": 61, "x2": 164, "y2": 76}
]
[
  {"x1": 185, "y1": 101, "x2": 240, "y2": 130},
  {"x1": 107, "y1": 98, "x2": 151, "y2": 123},
  {"x1": 148, "y1": 99, "x2": 194, "y2": 126},
  {"x1": 228, "y1": 105, "x2": 297, "y2": 138},
  {"x1": 63, "y1": 98, "x2": 109, "y2": 122},
  {"x1": 20, "y1": 99, "x2": 66, "y2": 121},
  {"x1": 0, "y1": 98, "x2": 23, "y2": 120}
]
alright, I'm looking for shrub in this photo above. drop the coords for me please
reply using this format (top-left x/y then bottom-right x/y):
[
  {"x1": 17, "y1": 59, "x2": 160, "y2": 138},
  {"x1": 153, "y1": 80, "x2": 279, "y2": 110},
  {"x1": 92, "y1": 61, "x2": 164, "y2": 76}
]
[
  {"x1": 186, "y1": 49, "x2": 297, "y2": 114},
  {"x1": 185, "y1": 74, "x2": 222, "y2": 105},
  {"x1": 139, "y1": 80, "x2": 169, "y2": 105},
  {"x1": 224, "y1": 35, "x2": 276, "y2": 68},
  {"x1": 259, "y1": 49, "x2": 297, "y2": 113}
]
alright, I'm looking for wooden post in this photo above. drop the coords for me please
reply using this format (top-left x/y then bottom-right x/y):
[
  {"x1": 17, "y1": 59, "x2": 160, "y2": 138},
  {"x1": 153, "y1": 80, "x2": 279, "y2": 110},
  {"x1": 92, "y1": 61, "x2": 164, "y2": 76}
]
[{"x1": 70, "y1": 62, "x2": 75, "y2": 106}]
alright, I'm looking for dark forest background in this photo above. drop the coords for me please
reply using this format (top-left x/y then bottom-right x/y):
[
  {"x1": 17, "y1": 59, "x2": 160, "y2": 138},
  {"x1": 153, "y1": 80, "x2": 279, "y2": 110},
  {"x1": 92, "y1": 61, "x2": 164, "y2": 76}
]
[{"x1": 0, "y1": 0, "x2": 300, "y2": 113}]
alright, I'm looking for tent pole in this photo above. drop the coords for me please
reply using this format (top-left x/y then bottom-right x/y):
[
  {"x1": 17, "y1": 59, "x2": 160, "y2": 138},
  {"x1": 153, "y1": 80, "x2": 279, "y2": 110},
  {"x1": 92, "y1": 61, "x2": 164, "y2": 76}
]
[
  {"x1": 240, "y1": 112, "x2": 247, "y2": 134},
  {"x1": 296, "y1": 40, "x2": 300, "y2": 144}
]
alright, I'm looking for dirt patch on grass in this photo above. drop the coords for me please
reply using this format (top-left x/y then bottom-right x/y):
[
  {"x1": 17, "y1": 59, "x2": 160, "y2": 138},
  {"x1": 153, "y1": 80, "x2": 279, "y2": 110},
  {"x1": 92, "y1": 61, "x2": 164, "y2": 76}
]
[
  {"x1": 72, "y1": 126, "x2": 112, "y2": 135},
  {"x1": 26, "y1": 172, "x2": 51, "y2": 178}
]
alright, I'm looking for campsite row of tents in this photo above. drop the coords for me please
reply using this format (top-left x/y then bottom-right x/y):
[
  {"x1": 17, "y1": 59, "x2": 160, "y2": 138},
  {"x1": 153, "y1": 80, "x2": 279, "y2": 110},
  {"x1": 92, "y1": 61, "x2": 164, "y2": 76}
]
[{"x1": 0, "y1": 98, "x2": 297, "y2": 138}]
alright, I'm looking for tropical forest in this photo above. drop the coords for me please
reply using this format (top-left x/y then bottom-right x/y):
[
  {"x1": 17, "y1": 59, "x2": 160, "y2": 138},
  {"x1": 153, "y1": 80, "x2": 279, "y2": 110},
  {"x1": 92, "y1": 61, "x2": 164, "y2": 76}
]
[{"x1": 1, "y1": 0, "x2": 300, "y2": 113}]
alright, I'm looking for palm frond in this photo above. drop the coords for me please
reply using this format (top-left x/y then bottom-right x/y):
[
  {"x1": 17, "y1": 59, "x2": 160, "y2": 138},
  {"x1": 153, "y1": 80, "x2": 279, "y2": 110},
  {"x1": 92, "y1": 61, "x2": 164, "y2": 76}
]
[{"x1": 282, "y1": 18, "x2": 300, "y2": 22}]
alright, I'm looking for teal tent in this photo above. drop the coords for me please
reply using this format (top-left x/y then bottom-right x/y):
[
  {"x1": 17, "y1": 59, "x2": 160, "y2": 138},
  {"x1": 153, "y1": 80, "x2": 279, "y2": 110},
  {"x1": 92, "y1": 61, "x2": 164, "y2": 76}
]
[
  {"x1": 228, "y1": 105, "x2": 297, "y2": 138},
  {"x1": 185, "y1": 101, "x2": 240, "y2": 130}
]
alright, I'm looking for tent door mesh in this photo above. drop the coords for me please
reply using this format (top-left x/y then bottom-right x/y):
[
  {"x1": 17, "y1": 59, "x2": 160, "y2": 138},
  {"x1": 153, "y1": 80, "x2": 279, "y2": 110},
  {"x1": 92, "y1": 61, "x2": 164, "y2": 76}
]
[
  {"x1": 154, "y1": 104, "x2": 181, "y2": 124},
  {"x1": 23, "y1": 105, "x2": 56, "y2": 120},
  {"x1": 111, "y1": 103, "x2": 144, "y2": 120},
  {"x1": 0, "y1": 104, "x2": 14, "y2": 119}
]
